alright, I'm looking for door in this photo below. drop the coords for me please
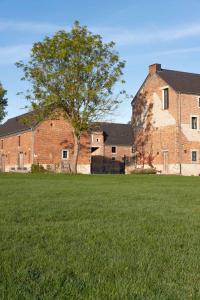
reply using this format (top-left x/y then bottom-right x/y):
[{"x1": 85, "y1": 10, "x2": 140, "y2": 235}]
[
  {"x1": 18, "y1": 152, "x2": 24, "y2": 169},
  {"x1": 0, "y1": 154, "x2": 5, "y2": 172},
  {"x1": 163, "y1": 151, "x2": 169, "y2": 174}
]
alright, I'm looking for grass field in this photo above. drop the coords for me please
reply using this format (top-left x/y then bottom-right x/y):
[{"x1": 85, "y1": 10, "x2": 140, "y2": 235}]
[{"x1": 1, "y1": 173, "x2": 200, "y2": 299}]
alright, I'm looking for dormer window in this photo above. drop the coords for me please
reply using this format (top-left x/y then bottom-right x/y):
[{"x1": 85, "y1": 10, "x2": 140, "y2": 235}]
[{"x1": 163, "y1": 88, "x2": 169, "y2": 109}]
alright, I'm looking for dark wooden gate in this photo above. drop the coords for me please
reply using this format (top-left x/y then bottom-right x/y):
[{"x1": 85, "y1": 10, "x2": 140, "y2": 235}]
[{"x1": 91, "y1": 156, "x2": 125, "y2": 174}]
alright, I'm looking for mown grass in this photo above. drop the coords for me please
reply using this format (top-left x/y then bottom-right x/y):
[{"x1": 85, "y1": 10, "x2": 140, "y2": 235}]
[{"x1": 0, "y1": 173, "x2": 200, "y2": 299}]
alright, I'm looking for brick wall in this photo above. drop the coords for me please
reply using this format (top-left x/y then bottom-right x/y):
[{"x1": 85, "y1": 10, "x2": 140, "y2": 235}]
[
  {"x1": 0, "y1": 118, "x2": 91, "y2": 173},
  {"x1": 0, "y1": 131, "x2": 33, "y2": 171},
  {"x1": 132, "y1": 69, "x2": 200, "y2": 175}
]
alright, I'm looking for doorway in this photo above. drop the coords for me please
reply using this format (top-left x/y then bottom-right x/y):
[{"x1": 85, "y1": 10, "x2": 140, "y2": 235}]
[
  {"x1": 18, "y1": 152, "x2": 24, "y2": 169},
  {"x1": 0, "y1": 154, "x2": 5, "y2": 172},
  {"x1": 163, "y1": 151, "x2": 169, "y2": 174}
]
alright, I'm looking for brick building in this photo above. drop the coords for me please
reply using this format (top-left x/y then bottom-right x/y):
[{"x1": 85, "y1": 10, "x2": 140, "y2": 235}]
[
  {"x1": 132, "y1": 63, "x2": 200, "y2": 176},
  {"x1": 0, "y1": 112, "x2": 133, "y2": 174},
  {"x1": 91, "y1": 123, "x2": 133, "y2": 173}
]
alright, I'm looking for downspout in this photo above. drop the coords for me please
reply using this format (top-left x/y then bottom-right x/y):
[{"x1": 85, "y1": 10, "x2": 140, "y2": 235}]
[
  {"x1": 178, "y1": 92, "x2": 182, "y2": 175},
  {"x1": 31, "y1": 127, "x2": 35, "y2": 165}
]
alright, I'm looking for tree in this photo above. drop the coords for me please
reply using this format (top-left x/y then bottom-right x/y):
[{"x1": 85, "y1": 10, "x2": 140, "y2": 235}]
[
  {"x1": 0, "y1": 82, "x2": 8, "y2": 123},
  {"x1": 16, "y1": 21, "x2": 126, "y2": 173}
]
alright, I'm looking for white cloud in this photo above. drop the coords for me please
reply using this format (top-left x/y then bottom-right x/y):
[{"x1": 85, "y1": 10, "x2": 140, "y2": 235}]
[
  {"x1": 0, "y1": 20, "x2": 63, "y2": 34},
  {"x1": 95, "y1": 23, "x2": 200, "y2": 46},
  {"x1": 1, "y1": 19, "x2": 200, "y2": 45},
  {"x1": 1, "y1": 22, "x2": 200, "y2": 66},
  {"x1": 140, "y1": 46, "x2": 200, "y2": 58},
  {"x1": 0, "y1": 20, "x2": 200, "y2": 45},
  {"x1": 155, "y1": 46, "x2": 200, "y2": 56},
  {"x1": 0, "y1": 44, "x2": 31, "y2": 65}
]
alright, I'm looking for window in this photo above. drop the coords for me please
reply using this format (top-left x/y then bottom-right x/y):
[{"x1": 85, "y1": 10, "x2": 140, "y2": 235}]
[
  {"x1": 112, "y1": 146, "x2": 116, "y2": 154},
  {"x1": 197, "y1": 97, "x2": 200, "y2": 108},
  {"x1": 96, "y1": 138, "x2": 100, "y2": 142},
  {"x1": 62, "y1": 149, "x2": 68, "y2": 160},
  {"x1": 111, "y1": 157, "x2": 115, "y2": 161},
  {"x1": 163, "y1": 88, "x2": 169, "y2": 109},
  {"x1": 191, "y1": 150, "x2": 198, "y2": 162},
  {"x1": 18, "y1": 136, "x2": 21, "y2": 146},
  {"x1": 191, "y1": 116, "x2": 198, "y2": 129},
  {"x1": 1, "y1": 140, "x2": 3, "y2": 149}
]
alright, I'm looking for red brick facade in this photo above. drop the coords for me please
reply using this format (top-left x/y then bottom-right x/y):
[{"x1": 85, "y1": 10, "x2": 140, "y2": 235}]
[
  {"x1": 0, "y1": 118, "x2": 91, "y2": 173},
  {"x1": 132, "y1": 64, "x2": 200, "y2": 175},
  {"x1": 0, "y1": 117, "x2": 132, "y2": 174}
]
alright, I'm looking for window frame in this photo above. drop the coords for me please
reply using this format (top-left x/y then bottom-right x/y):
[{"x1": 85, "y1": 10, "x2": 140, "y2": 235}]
[
  {"x1": 111, "y1": 146, "x2": 116, "y2": 154},
  {"x1": 18, "y1": 135, "x2": 21, "y2": 147},
  {"x1": 162, "y1": 87, "x2": 169, "y2": 110},
  {"x1": 197, "y1": 97, "x2": 200, "y2": 108},
  {"x1": 62, "y1": 149, "x2": 69, "y2": 160},
  {"x1": 191, "y1": 150, "x2": 198, "y2": 163},
  {"x1": 191, "y1": 115, "x2": 199, "y2": 130}
]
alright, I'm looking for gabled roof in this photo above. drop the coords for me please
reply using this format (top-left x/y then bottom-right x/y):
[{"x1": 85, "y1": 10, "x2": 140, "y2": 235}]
[
  {"x1": 93, "y1": 122, "x2": 133, "y2": 146},
  {"x1": 0, "y1": 112, "x2": 133, "y2": 146},
  {"x1": 0, "y1": 112, "x2": 37, "y2": 137},
  {"x1": 157, "y1": 68, "x2": 200, "y2": 95}
]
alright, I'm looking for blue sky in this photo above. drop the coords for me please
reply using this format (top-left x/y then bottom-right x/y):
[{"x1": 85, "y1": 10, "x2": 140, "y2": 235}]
[{"x1": 1, "y1": 0, "x2": 200, "y2": 123}]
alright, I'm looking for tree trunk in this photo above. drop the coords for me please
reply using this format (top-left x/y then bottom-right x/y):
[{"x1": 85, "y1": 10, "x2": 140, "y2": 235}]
[{"x1": 71, "y1": 132, "x2": 80, "y2": 174}]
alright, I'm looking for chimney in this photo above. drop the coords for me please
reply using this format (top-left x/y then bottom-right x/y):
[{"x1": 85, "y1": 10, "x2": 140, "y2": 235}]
[{"x1": 149, "y1": 63, "x2": 161, "y2": 75}]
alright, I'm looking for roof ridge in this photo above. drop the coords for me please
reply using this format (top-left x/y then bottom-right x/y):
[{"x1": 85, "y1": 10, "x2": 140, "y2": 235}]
[
  {"x1": 2, "y1": 110, "x2": 33, "y2": 125},
  {"x1": 160, "y1": 68, "x2": 200, "y2": 77}
]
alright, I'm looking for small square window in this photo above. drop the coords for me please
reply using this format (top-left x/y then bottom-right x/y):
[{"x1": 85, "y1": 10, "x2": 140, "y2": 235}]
[
  {"x1": 62, "y1": 149, "x2": 68, "y2": 160},
  {"x1": 191, "y1": 117, "x2": 198, "y2": 129},
  {"x1": 112, "y1": 146, "x2": 116, "y2": 154},
  {"x1": 111, "y1": 157, "x2": 115, "y2": 161},
  {"x1": 192, "y1": 151, "x2": 197, "y2": 162}
]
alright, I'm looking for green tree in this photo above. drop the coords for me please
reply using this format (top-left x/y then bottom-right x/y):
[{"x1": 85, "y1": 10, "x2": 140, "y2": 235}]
[
  {"x1": 16, "y1": 21, "x2": 127, "y2": 173},
  {"x1": 0, "y1": 82, "x2": 8, "y2": 123}
]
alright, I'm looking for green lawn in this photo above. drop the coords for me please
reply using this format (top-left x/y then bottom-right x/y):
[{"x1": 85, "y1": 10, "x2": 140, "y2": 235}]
[{"x1": 1, "y1": 174, "x2": 200, "y2": 299}]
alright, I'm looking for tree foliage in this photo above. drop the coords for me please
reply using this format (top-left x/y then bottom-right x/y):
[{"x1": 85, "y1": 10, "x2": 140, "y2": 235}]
[
  {"x1": 16, "y1": 21, "x2": 127, "y2": 172},
  {"x1": 0, "y1": 82, "x2": 8, "y2": 123}
]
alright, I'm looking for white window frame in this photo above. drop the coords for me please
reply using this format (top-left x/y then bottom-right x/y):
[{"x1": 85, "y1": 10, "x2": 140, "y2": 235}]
[
  {"x1": 190, "y1": 115, "x2": 199, "y2": 130},
  {"x1": 62, "y1": 149, "x2": 69, "y2": 160},
  {"x1": 111, "y1": 146, "x2": 117, "y2": 155},
  {"x1": 191, "y1": 149, "x2": 198, "y2": 163},
  {"x1": 161, "y1": 86, "x2": 169, "y2": 110},
  {"x1": 197, "y1": 96, "x2": 200, "y2": 108}
]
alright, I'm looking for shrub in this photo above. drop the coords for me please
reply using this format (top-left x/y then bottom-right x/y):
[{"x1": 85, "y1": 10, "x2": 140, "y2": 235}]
[
  {"x1": 130, "y1": 168, "x2": 157, "y2": 175},
  {"x1": 31, "y1": 164, "x2": 45, "y2": 173}
]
